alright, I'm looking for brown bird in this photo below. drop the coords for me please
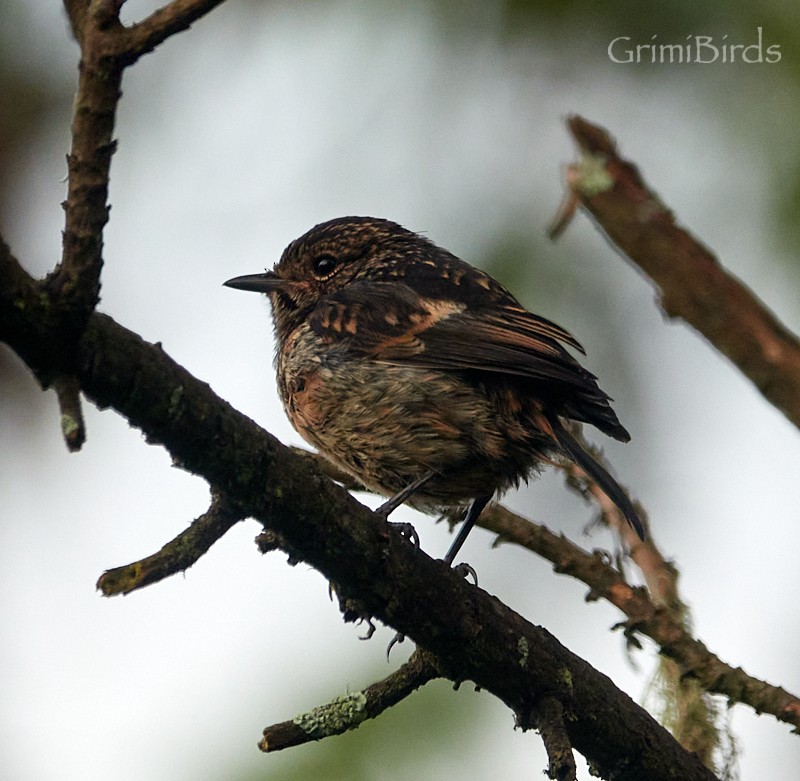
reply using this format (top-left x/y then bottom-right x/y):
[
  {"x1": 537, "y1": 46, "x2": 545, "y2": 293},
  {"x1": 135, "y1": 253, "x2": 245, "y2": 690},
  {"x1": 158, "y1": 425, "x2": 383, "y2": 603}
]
[{"x1": 225, "y1": 216, "x2": 643, "y2": 566}]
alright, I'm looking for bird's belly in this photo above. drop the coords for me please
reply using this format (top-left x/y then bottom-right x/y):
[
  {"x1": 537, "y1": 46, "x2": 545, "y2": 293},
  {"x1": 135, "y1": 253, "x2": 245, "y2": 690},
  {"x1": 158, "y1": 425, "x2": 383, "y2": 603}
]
[{"x1": 277, "y1": 336, "x2": 546, "y2": 508}]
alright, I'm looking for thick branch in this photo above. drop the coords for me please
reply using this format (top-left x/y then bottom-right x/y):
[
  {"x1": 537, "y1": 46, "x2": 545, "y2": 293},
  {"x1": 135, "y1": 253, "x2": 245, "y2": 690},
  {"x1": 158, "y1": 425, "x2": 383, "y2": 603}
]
[
  {"x1": 290, "y1": 443, "x2": 800, "y2": 734},
  {"x1": 559, "y1": 115, "x2": 800, "y2": 430},
  {"x1": 1, "y1": 256, "x2": 718, "y2": 781}
]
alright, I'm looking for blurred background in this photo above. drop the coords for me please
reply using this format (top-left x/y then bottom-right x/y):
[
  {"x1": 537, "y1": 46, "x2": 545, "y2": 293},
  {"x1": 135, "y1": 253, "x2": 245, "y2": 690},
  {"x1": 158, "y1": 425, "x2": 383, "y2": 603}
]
[{"x1": 2, "y1": 1, "x2": 799, "y2": 779}]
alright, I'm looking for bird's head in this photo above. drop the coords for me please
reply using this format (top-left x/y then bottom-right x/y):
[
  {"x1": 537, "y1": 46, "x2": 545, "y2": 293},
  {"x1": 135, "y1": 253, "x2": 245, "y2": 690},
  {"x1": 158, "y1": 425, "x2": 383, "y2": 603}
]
[{"x1": 224, "y1": 216, "x2": 433, "y2": 340}]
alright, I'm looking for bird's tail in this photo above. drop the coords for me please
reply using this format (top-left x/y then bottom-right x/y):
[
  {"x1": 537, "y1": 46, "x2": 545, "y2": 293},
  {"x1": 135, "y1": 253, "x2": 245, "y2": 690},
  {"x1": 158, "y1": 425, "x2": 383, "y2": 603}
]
[{"x1": 546, "y1": 415, "x2": 644, "y2": 540}]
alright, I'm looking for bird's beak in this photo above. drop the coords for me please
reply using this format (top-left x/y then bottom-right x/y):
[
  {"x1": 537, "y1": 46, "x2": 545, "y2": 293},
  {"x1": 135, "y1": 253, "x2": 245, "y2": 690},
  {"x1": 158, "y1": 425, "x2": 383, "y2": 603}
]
[{"x1": 223, "y1": 272, "x2": 283, "y2": 293}]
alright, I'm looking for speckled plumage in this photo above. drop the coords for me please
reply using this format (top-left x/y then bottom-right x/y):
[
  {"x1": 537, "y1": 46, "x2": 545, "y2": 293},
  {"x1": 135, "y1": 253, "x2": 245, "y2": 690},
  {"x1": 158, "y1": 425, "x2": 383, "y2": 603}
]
[{"x1": 225, "y1": 216, "x2": 642, "y2": 539}]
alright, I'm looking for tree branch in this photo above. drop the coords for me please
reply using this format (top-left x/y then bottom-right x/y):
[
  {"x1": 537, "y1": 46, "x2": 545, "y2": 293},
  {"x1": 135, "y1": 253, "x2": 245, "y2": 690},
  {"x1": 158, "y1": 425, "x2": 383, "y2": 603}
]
[
  {"x1": 259, "y1": 649, "x2": 442, "y2": 753},
  {"x1": 536, "y1": 696, "x2": 578, "y2": 781},
  {"x1": 49, "y1": 0, "x2": 226, "y2": 449},
  {"x1": 97, "y1": 490, "x2": 244, "y2": 596},
  {"x1": 63, "y1": 0, "x2": 90, "y2": 40},
  {"x1": 284, "y1": 440, "x2": 800, "y2": 736},
  {"x1": 0, "y1": 251, "x2": 718, "y2": 781},
  {"x1": 122, "y1": 0, "x2": 227, "y2": 64},
  {"x1": 55, "y1": 0, "x2": 227, "y2": 317},
  {"x1": 476, "y1": 502, "x2": 800, "y2": 733},
  {"x1": 556, "y1": 114, "x2": 800, "y2": 430},
  {"x1": 547, "y1": 116, "x2": 800, "y2": 747},
  {"x1": 53, "y1": 0, "x2": 126, "y2": 337},
  {"x1": 51, "y1": 372, "x2": 86, "y2": 451}
]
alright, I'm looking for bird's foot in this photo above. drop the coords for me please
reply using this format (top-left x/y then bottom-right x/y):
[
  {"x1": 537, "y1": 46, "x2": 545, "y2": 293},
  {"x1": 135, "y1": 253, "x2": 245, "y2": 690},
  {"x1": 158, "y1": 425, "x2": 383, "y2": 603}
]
[
  {"x1": 388, "y1": 520, "x2": 420, "y2": 549},
  {"x1": 358, "y1": 616, "x2": 377, "y2": 641},
  {"x1": 386, "y1": 631, "x2": 406, "y2": 659},
  {"x1": 452, "y1": 561, "x2": 478, "y2": 586}
]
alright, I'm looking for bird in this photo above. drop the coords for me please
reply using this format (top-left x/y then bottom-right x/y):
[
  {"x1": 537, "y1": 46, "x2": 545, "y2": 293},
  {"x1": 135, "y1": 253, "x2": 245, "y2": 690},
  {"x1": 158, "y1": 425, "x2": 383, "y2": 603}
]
[{"x1": 224, "y1": 216, "x2": 643, "y2": 567}]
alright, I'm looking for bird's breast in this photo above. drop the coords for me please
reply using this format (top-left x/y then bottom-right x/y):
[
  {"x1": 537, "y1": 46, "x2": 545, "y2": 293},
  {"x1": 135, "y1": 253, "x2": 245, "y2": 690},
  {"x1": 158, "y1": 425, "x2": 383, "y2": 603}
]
[{"x1": 274, "y1": 323, "x2": 555, "y2": 506}]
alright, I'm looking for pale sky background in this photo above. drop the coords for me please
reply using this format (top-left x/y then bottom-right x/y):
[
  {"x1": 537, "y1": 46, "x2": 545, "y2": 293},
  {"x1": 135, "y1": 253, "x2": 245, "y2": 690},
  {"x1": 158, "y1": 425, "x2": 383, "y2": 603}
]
[{"x1": 2, "y1": 2, "x2": 799, "y2": 780}]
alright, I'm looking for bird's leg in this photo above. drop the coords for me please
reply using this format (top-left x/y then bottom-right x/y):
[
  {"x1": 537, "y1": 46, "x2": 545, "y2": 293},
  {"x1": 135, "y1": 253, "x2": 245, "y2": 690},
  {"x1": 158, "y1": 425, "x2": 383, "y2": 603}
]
[
  {"x1": 387, "y1": 493, "x2": 490, "y2": 658},
  {"x1": 442, "y1": 493, "x2": 491, "y2": 568},
  {"x1": 376, "y1": 471, "x2": 437, "y2": 548},
  {"x1": 376, "y1": 473, "x2": 439, "y2": 656},
  {"x1": 376, "y1": 471, "x2": 437, "y2": 517}
]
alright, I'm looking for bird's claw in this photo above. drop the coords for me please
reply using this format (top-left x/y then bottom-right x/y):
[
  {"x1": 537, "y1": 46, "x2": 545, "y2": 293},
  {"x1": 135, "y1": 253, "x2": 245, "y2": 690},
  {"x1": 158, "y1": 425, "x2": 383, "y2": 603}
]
[
  {"x1": 388, "y1": 521, "x2": 420, "y2": 549},
  {"x1": 452, "y1": 561, "x2": 478, "y2": 586},
  {"x1": 358, "y1": 616, "x2": 377, "y2": 641},
  {"x1": 386, "y1": 631, "x2": 405, "y2": 659}
]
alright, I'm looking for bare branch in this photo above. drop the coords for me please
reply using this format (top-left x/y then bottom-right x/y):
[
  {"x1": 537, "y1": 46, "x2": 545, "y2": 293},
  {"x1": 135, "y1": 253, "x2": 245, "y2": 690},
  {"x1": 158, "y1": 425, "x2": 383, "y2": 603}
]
[
  {"x1": 122, "y1": 0, "x2": 227, "y2": 63},
  {"x1": 53, "y1": 373, "x2": 87, "y2": 451},
  {"x1": 52, "y1": 1, "x2": 126, "y2": 328},
  {"x1": 43, "y1": 0, "x2": 227, "y2": 451},
  {"x1": 536, "y1": 696, "x2": 578, "y2": 781},
  {"x1": 63, "y1": 0, "x2": 90, "y2": 40},
  {"x1": 0, "y1": 253, "x2": 719, "y2": 781},
  {"x1": 293, "y1": 438, "x2": 800, "y2": 735},
  {"x1": 97, "y1": 490, "x2": 244, "y2": 596},
  {"x1": 554, "y1": 427, "x2": 678, "y2": 609},
  {"x1": 557, "y1": 114, "x2": 800, "y2": 431},
  {"x1": 548, "y1": 116, "x2": 800, "y2": 747},
  {"x1": 259, "y1": 649, "x2": 441, "y2": 753},
  {"x1": 477, "y1": 502, "x2": 800, "y2": 733},
  {"x1": 56, "y1": 0, "x2": 227, "y2": 315}
]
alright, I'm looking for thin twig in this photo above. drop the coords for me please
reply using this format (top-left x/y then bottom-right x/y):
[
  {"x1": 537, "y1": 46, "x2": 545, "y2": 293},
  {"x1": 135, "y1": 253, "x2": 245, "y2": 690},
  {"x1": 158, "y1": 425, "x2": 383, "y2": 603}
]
[
  {"x1": 52, "y1": 373, "x2": 87, "y2": 451},
  {"x1": 478, "y1": 502, "x2": 800, "y2": 733},
  {"x1": 97, "y1": 491, "x2": 244, "y2": 595},
  {"x1": 53, "y1": 0, "x2": 125, "y2": 325},
  {"x1": 536, "y1": 696, "x2": 578, "y2": 781},
  {"x1": 259, "y1": 649, "x2": 441, "y2": 752},
  {"x1": 122, "y1": 0, "x2": 227, "y2": 64},
  {"x1": 50, "y1": 0, "x2": 225, "y2": 449}
]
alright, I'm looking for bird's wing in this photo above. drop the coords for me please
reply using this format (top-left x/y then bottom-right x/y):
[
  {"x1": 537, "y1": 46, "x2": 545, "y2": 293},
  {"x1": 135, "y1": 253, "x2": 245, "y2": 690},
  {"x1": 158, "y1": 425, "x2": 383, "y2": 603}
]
[
  {"x1": 309, "y1": 280, "x2": 636, "y2": 528},
  {"x1": 308, "y1": 281, "x2": 592, "y2": 390}
]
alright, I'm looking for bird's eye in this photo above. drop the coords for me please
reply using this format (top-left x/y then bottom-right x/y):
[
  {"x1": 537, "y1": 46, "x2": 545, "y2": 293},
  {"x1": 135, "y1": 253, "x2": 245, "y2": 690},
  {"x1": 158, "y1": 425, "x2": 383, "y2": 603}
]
[{"x1": 312, "y1": 253, "x2": 338, "y2": 278}]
